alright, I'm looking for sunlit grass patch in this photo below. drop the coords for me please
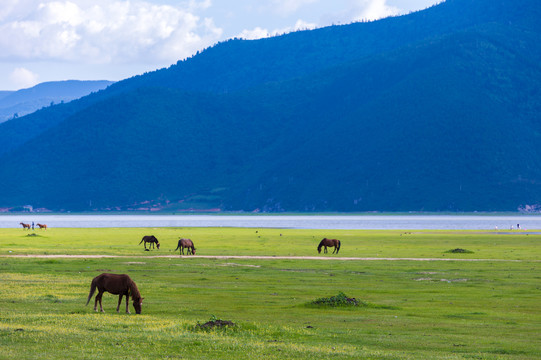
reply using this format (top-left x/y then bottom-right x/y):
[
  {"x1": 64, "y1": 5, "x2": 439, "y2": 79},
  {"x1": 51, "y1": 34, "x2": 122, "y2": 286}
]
[{"x1": 0, "y1": 272, "x2": 85, "y2": 304}]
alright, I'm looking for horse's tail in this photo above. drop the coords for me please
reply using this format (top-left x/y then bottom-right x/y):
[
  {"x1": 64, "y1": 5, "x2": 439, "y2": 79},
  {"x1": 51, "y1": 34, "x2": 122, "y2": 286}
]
[
  {"x1": 336, "y1": 240, "x2": 341, "y2": 253},
  {"x1": 139, "y1": 238, "x2": 144, "y2": 245},
  {"x1": 175, "y1": 240, "x2": 180, "y2": 251},
  {"x1": 86, "y1": 278, "x2": 97, "y2": 306}
]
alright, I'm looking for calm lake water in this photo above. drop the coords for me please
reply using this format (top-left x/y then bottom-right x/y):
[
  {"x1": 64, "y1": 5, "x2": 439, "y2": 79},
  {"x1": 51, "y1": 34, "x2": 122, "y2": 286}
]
[{"x1": 2, "y1": 214, "x2": 541, "y2": 230}]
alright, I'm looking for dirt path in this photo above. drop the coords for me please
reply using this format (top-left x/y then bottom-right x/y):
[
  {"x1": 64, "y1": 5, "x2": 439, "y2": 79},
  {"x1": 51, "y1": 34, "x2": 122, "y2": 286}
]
[{"x1": 0, "y1": 254, "x2": 526, "y2": 262}]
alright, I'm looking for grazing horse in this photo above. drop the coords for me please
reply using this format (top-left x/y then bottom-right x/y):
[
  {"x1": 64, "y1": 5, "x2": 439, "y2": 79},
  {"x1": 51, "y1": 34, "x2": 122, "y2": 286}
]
[
  {"x1": 37, "y1": 223, "x2": 47, "y2": 230},
  {"x1": 20, "y1": 222, "x2": 31, "y2": 230},
  {"x1": 86, "y1": 273, "x2": 143, "y2": 314},
  {"x1": 175, "y1": 238, "x2": 196, "y2": 255},
  {"x1": 317, "y1": 238, "x2": 341, "y2": 254},
  {"x1": 139, "y1": 235, "x2": 160, "y2": 250}
]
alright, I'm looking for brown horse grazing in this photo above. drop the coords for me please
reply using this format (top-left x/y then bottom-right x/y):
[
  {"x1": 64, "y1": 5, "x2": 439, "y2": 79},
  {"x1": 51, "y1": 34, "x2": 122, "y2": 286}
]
[
  {"x1": 86, "y1": 273, "x2": 143, "y2": 314},
  {"x1": 20, "y1": 222, "x2": 31, "y2": 230},
  {"x1": 37, "y1": 223, "x2": 47, "y2": 230},
  {"x1": 139, "y1": 235, "x2": 160, "y2": 250},
  {"x1": 317, "y1": 238, "x2": 341, "y2": 254},
  {"x1": 175, "y1": 238, "x2": 196, "y2": 255}
]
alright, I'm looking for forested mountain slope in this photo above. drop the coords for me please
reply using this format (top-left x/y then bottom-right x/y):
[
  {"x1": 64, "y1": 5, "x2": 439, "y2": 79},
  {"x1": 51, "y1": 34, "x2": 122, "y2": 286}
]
[{"x1": 0, "y1": 0, "x2": 539, "y2": 212}]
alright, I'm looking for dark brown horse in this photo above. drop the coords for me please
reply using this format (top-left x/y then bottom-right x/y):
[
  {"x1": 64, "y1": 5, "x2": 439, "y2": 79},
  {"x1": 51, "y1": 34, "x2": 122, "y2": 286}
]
[
  {"x1": 20, "y1": 222, "x2": 31, "y2": 230},
  {"x1": 139, "y1": 235, "x2": 160, "y2": 250},
  {"x1": 37, "y1": 223, "x2": 47, "y2": 230},
  {"x1": 86, "y1": 273, "x2": 143, "y2": 314},
  {"x1": 317, "y1": 238, "x2": 341, "y2": 254},
  {"x1": 175, "y1": 238, "x2": 196, "y2": 255}
]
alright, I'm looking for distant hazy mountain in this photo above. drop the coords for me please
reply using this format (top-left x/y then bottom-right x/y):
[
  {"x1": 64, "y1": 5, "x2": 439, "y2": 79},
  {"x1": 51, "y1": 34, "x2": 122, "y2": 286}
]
[
  {"x1": 0, "y1": 91, "x2": 12, "y2": 101},
  {"x1": 0, "y1": 80, "x2": 113, "y2": 123},
  {"x1": 0, "y1": 0, "x2": 539, "y2": 212}
]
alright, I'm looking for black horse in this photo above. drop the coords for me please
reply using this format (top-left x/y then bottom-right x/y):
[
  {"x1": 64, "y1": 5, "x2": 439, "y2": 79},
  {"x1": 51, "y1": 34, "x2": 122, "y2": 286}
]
[{"x1": 139, "y1": 235, "x2": 160, "y2": 250}]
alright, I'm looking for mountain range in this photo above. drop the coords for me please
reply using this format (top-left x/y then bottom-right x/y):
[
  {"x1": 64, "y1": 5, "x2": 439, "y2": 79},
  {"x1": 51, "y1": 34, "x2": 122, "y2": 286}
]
[
  {"x1": 0, "y1": 0, "x2": 540, "y2": 212},
  {"x1": 0, "y1": 80, "x2": 113, "y2": 123}
]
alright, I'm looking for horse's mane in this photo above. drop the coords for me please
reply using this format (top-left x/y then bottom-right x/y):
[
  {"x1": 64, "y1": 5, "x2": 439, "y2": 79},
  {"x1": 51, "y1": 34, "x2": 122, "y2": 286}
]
[{"x1": 129, "y1": 279, "x2": 142, "y2": 301}]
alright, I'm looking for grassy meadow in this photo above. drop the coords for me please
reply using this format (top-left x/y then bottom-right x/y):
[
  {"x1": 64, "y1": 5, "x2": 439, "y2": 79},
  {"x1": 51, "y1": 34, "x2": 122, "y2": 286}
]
[{"x1": 0, "y1": 227, "x2": 540, "y2": 359}]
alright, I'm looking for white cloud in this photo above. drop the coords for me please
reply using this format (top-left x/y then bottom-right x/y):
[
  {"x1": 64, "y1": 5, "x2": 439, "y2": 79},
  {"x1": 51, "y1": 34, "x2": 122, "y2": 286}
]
[
  {"x1": 239, "y1": 19, "x2": 317, "y2": 40},
  {"x1": 317, "y1": 0, "x2": 402, "y2": 25},
  {"x1": 291, "y1": 19, "x2": 317, "y2": 31},
  {"x1": 238, "y1": 0, "x2": 399, "y2": 40},
  {"x1": 351, "y1": 0, "x2": 401, "y2": 22},
  {"x1": 238, "y1": 27, "x2": 269, "y2": 40},
  {"x1": 0, "y1": 0, "x2": 223, "y2": 64},
  {"x1": 9, "y1": 67, "x2": 39, "y2": 89}
]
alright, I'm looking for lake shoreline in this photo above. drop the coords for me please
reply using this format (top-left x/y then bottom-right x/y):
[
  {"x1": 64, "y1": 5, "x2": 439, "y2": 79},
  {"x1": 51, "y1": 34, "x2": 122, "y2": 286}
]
[{"x1": 3, "y1": 214, "x2": 541, "y2": 230}]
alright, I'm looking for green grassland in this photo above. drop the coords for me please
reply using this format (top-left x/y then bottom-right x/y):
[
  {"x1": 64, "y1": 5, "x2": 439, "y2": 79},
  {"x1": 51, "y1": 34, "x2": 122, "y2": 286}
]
[
  {"x1": 1, "y1": 227, "x2": 540, "y2": 260},
  {"x1": 0, "y1": 227, "x2": 540, "y2": 359}
]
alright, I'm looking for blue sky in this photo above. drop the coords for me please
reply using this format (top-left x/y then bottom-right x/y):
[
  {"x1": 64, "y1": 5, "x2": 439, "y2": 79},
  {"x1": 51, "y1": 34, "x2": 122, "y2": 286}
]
[{"x1": 0, "y1": 0, "x2": 441, "y2": 90}]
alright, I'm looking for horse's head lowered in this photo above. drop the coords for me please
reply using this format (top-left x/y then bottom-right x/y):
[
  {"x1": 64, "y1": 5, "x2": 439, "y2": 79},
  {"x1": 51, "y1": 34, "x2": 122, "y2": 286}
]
[{"x1": 133, "y1": 296, "x2": 143, "y2": 314}]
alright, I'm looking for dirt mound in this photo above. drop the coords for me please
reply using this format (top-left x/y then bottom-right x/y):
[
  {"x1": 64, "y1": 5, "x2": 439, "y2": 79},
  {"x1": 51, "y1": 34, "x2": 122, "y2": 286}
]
[
  {"x1": 447, "y1": 248, "x2": 474, "y2": 254},
  {"x1": 196, "y1": 319, "x2": 235, "y2": 329}
]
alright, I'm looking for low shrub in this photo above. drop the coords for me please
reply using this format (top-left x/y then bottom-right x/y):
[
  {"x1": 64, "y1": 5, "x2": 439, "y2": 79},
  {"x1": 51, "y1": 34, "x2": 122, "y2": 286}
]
[{"x1": 309, "y1": 291, "x2": 363, "y2": 307}]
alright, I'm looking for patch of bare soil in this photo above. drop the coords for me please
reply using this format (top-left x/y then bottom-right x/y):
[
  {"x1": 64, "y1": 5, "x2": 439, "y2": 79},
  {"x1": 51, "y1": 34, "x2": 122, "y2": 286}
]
[{"x1": 414, "y1": 277, "x2": 469, "y2": 282}]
